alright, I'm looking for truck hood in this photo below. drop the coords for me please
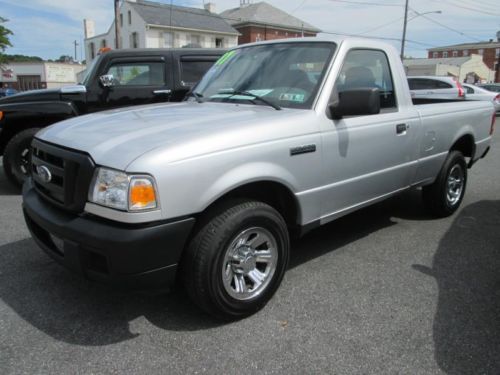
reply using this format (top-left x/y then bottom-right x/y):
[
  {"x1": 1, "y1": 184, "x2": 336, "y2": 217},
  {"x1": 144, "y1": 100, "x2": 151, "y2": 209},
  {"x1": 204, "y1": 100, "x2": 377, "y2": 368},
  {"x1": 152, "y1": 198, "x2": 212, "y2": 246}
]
[
  {"x1": 0, "y1": 88, "x2": 61, "y2": 104},
  {"x1": 36, "y1": 102, "x2": 311, "y2": 171}
]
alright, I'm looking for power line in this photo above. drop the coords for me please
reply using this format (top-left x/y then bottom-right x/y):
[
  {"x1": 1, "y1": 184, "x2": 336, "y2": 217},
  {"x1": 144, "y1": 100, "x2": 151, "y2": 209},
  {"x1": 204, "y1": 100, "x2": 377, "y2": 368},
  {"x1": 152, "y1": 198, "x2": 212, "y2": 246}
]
[
  {"x1": 410, "y1": 7, "x2": 483, "y2": 42},
  {"x1": 427, "y1": 0, "x2": 500, "y2": 17}
]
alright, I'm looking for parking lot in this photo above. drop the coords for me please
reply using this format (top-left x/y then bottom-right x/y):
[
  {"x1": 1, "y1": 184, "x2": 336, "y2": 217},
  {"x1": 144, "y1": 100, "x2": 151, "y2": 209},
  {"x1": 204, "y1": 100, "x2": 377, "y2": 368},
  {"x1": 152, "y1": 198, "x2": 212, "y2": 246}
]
[{"x1": 0, "y1": 130, "x2": 498, "y2": 374}]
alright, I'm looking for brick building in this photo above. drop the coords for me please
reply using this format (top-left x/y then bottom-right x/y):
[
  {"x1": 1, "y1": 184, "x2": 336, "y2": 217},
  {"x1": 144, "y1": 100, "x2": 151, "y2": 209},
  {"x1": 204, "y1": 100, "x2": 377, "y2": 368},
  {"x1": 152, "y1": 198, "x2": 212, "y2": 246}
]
[
  {"x1": 427, "y1": 33, "x2": 500, "y2": 82},
  {"x1": 220, "y1": 1, "x2": 321, "y2": 45}
]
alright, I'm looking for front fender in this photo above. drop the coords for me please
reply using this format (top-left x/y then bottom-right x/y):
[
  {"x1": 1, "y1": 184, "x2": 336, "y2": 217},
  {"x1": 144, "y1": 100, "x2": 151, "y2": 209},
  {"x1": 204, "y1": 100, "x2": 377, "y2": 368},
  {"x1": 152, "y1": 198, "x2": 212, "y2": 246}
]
[{"x1": 0, "y1": 101, "x2": 78, "y2": 117}]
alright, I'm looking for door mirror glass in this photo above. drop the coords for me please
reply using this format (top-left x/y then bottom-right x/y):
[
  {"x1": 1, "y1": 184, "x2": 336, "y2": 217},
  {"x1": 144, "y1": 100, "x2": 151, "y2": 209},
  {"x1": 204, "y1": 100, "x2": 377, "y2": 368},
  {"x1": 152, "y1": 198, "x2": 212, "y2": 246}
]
[
  {"x1": 328, "y1": 88, "x2": 381, "y2": 119},
  {"x1": 99, "y1": 74, "x2": 115, "y2": 87}
]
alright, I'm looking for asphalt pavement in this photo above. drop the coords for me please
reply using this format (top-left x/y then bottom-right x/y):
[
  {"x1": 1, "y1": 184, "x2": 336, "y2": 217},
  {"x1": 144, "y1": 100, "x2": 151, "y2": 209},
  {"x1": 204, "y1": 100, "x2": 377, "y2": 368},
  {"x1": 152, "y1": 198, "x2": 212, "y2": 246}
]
[{"x1": 0, "y1": 130, "x2": 499, "y2": 374}]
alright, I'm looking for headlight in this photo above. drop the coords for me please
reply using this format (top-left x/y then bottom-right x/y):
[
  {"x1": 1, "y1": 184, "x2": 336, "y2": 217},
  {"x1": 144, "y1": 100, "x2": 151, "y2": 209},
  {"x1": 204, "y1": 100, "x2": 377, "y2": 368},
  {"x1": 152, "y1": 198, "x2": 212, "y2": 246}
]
[{"x1": 89, "y1": 168, "x2": 158, "y2": 211}]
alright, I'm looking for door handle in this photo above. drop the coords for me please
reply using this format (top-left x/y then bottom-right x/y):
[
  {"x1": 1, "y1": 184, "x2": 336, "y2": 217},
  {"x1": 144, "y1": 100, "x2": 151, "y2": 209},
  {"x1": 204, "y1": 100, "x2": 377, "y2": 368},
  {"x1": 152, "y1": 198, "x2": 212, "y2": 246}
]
[
  {"x1": 396, "y1": 123, "x2": 408, "y2": 134},
  {"x1": 153, "y1": 89, "x2": 172, "y2": 95}
]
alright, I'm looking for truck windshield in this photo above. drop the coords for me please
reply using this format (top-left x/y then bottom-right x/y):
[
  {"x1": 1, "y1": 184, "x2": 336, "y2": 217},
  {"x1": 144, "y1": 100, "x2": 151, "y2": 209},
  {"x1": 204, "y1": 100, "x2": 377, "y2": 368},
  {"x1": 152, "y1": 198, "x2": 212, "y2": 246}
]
[
  {"x1": 193, "y1": 42, "x2": 336, "y2": 110},
  {"x1": 79, "y1": 57, "x2": 100, "y2": 86}
]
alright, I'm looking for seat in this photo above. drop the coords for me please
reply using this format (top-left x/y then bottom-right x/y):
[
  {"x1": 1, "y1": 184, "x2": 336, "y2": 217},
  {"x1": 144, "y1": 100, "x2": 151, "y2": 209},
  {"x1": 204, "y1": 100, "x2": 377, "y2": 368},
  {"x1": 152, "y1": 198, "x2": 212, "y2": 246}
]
[{"x1": 343, "y1": 66, "x2": 377, "y2": 89}]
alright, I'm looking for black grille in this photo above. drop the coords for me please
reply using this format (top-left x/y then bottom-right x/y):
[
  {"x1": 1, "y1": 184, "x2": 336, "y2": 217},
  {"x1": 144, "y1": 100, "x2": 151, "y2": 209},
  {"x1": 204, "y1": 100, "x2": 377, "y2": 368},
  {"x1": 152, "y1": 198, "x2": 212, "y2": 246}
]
[{"x1": 31, "y1": 139, "x2": 95, "y2": 213}]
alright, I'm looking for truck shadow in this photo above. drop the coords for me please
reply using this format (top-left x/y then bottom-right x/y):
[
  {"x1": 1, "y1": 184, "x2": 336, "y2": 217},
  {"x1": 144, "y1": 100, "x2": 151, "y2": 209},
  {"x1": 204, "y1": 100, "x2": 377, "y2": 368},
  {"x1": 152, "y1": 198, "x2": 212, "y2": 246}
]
[
  {"x1": 413, "y1": 200, "x2": 500, "y2": 374},
  {"x1": 0, "y1": 189, "x2": 433, "y2": 346},
  {"x1": 0, "y1": 158, "x2": 20, "y2": 196}
]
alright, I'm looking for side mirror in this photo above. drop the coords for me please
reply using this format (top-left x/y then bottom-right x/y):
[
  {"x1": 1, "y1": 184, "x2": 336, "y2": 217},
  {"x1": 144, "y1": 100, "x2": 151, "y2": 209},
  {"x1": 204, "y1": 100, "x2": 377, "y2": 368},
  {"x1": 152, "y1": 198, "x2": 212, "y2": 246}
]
[
  {"x1": 328, "y1": 88, "x2": 381, "y2": 120},
  {"x1": 99, "y1": 74, "x2": 115, "y2": 87}
]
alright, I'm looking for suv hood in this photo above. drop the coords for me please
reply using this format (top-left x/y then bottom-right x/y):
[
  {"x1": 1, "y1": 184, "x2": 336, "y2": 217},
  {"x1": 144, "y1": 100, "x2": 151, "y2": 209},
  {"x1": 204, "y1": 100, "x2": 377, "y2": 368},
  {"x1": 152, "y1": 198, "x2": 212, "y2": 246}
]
[
  {"x1": 36, "y1": 102, "x2": 312, "y2": 171},
  {"x1": 0, "y1": 88, "x2": 61, "y2": 104}
]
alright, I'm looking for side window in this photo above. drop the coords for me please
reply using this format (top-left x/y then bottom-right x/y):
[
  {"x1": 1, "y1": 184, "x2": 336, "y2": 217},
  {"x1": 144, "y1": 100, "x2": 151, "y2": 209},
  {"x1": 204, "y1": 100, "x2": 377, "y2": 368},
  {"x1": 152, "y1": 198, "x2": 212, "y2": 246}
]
[
  {"x1": 336, "y1": 49, "x2": 396, "y2": 110},
  {"x1": 436, "y1": 80, "x2": 452, "y2": 89},
  {"x1": 180, "y1": 58, "x2": 217, "y2": 86},
  {"x1": 105, "y1": 62, "x2": 165, "y2": 86},
  {"x1": 465, "y1": 86, "x2": 474, "y2": 94}
]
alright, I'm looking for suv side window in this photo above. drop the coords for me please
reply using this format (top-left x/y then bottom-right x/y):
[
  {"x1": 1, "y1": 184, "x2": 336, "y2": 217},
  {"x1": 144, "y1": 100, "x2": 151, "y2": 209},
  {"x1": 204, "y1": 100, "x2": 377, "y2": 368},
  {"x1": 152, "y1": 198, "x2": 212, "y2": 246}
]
[
  {"x1": 336, "y1": 49, "x2": 397, "y2": 110},
  {"x1": 180, "y1": 56, "x2": 219, "y2": 86},
  {"x1": 105, "y1": 62, "x2": 165, "y2": 86}
]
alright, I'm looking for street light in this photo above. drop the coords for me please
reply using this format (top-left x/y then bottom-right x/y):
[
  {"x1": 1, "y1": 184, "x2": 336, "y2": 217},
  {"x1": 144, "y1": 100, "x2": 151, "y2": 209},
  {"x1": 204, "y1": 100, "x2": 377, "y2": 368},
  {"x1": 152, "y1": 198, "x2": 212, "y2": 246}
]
[{"x1": 400, "y1": 1, "x2": 442, "y2": 59}]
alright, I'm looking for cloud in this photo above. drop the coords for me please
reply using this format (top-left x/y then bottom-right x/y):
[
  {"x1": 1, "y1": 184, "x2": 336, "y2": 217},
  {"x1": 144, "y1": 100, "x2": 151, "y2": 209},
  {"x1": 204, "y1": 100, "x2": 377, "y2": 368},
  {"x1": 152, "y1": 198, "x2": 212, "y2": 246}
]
[{"x1": 3, "y1": 0, "x2": 499, "y2": 59}]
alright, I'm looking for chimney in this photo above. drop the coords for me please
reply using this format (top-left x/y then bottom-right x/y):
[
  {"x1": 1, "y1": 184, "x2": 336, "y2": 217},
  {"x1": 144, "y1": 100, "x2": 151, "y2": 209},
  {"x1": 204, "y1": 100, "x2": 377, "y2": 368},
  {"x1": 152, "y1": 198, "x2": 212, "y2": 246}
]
[
  {"x1": 83, "y1": 19, "x2": 95, "y2": 39},
  {"x1": 240, "y1": 0, "x2": 251, "y2": 7},
  {"x1": 204, "y1": 2, "x2": 216, "y2": 13}
]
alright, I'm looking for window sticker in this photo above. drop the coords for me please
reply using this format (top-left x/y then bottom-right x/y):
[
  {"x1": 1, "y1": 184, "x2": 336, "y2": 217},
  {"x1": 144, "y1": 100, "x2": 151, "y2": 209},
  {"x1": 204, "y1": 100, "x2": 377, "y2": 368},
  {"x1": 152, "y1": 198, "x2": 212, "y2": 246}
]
[
  {"x1": 279, "y1": 93, "x2": 305, "y2": 102},
  {"x1": 215, "y1": 50, "x2": 237, "y2": 66}
]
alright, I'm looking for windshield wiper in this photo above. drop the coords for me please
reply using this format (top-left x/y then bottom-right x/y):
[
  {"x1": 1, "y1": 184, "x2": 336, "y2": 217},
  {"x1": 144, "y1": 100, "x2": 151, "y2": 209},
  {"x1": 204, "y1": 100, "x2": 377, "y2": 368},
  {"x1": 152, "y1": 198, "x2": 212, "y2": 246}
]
[
  {"x1": 187, "y1": 91, "x2": 204, "y2": 103},
  {"x1": 219, "y1": 90, "x2": 281, "y2": 110}
]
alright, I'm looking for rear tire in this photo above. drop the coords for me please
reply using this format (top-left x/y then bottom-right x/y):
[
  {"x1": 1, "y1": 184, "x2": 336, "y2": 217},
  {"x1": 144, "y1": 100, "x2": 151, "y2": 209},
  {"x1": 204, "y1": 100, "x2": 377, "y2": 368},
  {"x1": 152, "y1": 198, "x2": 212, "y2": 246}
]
[
  {"x1": 3, "y1": 128, "x2": 40, "y2": 188},
  {"x1": 422, "y1": 150, "x2": 467, "y2": 217},
  {"x1": 182, "y1": 200, "x2": 289, "y2": 320}
]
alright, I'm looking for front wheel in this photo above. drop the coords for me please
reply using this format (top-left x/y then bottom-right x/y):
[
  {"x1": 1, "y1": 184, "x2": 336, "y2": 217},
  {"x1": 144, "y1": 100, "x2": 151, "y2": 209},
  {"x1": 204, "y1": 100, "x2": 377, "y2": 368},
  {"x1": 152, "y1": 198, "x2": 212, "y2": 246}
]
[
  {"x1": 3, "y1": 128, "x2": 41, "y2": 188},
  {"x1": 422, "y1": 150, "x2": 467, "y2": 217},
  {"x1": 182, "y1": 200, "x2": 290, "y2": 320}
]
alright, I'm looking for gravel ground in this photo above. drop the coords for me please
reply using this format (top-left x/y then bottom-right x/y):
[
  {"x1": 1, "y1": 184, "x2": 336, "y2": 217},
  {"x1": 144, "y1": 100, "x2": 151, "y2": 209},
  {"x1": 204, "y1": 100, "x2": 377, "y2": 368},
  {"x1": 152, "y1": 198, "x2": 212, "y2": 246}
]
[{"x1": 0, "y1": 130, "x2": 498, "y2": 374}]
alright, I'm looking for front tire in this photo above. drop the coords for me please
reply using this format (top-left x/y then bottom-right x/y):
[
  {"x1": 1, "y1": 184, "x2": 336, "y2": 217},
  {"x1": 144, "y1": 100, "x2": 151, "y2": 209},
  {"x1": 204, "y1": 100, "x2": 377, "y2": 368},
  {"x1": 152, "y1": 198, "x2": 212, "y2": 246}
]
[
  {"x1": 422, "y1": 150, "x2": 467, "y2": 217},
  {"x1": 182, "y1": 200, "x2": 290, "y2": 320},
  {"x1": 3, "y1": 128, "x2": 40, "y2": 188}
]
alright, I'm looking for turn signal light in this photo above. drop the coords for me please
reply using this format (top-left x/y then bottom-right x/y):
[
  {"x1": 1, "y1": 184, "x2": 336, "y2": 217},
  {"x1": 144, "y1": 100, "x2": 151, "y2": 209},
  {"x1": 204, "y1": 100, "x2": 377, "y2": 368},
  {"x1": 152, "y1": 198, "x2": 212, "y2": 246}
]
[
  {"x1": 0, "y1": 111, "x2": 3, "y2": 121},
  {"x1": 129, "y1": 178, "x2": 157, "y2": 210}
]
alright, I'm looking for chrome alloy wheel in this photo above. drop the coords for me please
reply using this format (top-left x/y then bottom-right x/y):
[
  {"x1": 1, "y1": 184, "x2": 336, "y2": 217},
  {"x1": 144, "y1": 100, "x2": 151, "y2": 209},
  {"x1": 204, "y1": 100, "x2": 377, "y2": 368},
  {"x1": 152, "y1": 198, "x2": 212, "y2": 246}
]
[
  {"x1": 222, "y1": 227, "x2": 278, "y2": 301},
  {"x1": 446, "y1": 164, "x2": 464, "y2": 206}
]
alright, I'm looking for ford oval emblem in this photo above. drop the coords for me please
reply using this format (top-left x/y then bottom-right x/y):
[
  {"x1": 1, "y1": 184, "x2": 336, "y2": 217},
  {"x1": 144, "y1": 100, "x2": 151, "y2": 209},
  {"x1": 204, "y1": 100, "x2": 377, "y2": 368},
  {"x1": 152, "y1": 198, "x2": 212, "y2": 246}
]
[{"x1": 36, "y1": 165, "x2": 52, "y2": 183}]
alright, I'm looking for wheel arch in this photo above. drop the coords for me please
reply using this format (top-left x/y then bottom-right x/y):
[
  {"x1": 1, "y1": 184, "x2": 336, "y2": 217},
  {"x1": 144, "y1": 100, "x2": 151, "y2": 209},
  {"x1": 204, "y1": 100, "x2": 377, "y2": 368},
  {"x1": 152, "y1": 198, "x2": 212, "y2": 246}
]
[{"x1": 449, "y1": 133, "x2": 475, "y2": 165}]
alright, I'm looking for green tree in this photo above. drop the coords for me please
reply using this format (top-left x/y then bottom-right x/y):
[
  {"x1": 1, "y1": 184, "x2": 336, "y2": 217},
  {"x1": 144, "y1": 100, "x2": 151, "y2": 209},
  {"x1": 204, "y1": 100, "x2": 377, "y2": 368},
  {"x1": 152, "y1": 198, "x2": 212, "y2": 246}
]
[
  {"x1": 0, "y1": 17, "x2": 13, "y2": 66},
  {"x1": 0, "y1": 17, "x2": 13, "y2": 51}
]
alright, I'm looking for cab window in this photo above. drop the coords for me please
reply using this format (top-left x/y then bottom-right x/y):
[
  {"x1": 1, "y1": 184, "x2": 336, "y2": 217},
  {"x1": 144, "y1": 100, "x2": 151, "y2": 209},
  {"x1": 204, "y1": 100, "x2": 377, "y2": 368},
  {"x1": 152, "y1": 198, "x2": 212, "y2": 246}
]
[
  {"x1": 336, "y1": 49, "x2": 397, "y2": 110},
  {"x1": 105, "y1": 62, "x2": 165, "y2": 86}
]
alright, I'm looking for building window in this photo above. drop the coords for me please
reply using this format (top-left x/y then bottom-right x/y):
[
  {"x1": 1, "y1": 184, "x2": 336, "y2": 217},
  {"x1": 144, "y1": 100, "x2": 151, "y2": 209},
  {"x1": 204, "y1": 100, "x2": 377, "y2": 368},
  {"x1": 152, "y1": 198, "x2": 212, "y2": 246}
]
[
  {"x1": 101, "y1": 39, "x2": 106, "y2": 48},
  {"x1": 128, "y1": 10, "x2": 132, "y2": 25},
  {"x1": 255, "y1": 34, "x2": 261, "y2": 42},
  {"x1": 191, "y1": 34, "x2": 201, "y2": 47},
  {"x1": 120, "y1": 13, "x2": 123, "y2": 27},
  {"x1": 452, "y1": 50, "x2": 458, "y2": 57},
  {"x1": 215, "y1": 38, "x2": 223, "y2": 48},
  {"x1": 90, "y1": 42, "x2": 95, "y2": 59},
  {"x1": 163, "y1": 32, "x2": 173, "y2": 48},
  {"x1": 443, "y1": 51, "x2": 448, "y2": 58},
  {"x1": 496, "y1": 48, "x2": 500, "y2": 57},
  {"x1": 432, "y1": 52, "x2": 438, "y2": 58},
  {"x1": 463, "y1": 49, "x2": 468, "y2": 56},
  {"x1": 478, "y1": 49, "x2": 484, "y2": 56},
  {"x1": 130, "y1": 32, "x2": 138, "y2": 48}
]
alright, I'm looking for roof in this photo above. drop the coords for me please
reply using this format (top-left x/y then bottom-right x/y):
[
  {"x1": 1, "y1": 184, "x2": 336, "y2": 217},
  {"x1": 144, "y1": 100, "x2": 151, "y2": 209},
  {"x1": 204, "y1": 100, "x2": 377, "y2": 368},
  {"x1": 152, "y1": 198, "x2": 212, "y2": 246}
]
[
  {"x1": 129, "y1": 0, "x2": 239, "y2": 35},
  {"x1": 428, "y1": 40, "x2": 500, "y2": 51},
  {"x1": 403, "y1": 56, "x2": 473, "y2": 66},
  {"x1": 220, "y1": 2, "x2": 321, "y2": 33}
]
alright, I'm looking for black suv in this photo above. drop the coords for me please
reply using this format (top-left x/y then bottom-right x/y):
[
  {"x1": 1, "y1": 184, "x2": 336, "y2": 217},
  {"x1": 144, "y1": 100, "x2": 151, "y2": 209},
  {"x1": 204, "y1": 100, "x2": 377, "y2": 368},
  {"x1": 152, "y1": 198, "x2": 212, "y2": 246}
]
[{"x1": 0, "y1": 48, "x2": 225, "y2": 187}]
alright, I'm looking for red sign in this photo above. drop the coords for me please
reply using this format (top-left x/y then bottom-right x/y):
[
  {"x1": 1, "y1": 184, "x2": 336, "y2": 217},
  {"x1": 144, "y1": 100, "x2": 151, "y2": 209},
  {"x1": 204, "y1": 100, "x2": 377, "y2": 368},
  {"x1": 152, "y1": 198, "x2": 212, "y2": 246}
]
[{"x1": 2, "y1": 69, "x2": 14, "y2": 78}]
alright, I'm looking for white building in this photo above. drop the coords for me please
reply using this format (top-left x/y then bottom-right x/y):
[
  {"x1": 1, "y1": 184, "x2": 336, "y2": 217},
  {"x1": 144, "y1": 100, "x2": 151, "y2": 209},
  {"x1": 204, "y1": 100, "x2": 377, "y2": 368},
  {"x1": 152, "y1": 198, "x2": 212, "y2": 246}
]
[
  {"x1": 84, "y1": 0, "x2": 239, "y2": 64},
  {"x1": 404, "y1": 54, "x2": 496, "y2": 84},
  {"x1": 0, "y1": 62, "x2": 86, "y2": 91}
]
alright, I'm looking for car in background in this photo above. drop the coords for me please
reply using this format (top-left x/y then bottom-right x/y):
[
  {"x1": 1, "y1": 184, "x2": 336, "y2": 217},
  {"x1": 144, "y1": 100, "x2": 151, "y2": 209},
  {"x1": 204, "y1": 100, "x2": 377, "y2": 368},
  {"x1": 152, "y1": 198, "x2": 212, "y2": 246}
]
[
  {"x1": 462, "y1": 83, "x2": 500, "y2": 113},
  {"x1": 478, "y1": 83, "x2": 500, "y2": 93},
  {"x1": 0, "y1": 88, "x2": 18, "y2": 97},
  {"x1": 407, "y1": 76, "x2": 465, "y2": 101}
]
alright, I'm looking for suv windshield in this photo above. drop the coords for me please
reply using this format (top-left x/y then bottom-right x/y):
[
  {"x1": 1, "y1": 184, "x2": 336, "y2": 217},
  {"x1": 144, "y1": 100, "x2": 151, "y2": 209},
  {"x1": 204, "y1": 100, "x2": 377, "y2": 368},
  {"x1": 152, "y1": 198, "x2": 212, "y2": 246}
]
[
  {"x1": 193, "y1": 42, "x2": 336, "y2": 110},
  {"x1": 79, "y1": 56, "x2": 100, "y2": 86}
]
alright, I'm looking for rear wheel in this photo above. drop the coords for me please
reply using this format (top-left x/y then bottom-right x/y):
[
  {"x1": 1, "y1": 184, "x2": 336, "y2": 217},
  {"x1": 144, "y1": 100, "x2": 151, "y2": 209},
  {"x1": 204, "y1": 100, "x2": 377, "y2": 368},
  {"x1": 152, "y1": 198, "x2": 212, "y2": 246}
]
[
  {"x1": 182, "y1": 200, "x2": 289, "y2": 320},
  {"x1": 422, "y1": 150, "x2": 467, "y2": 217},
  {"x1": 3, "y1": 128, "x2": 41, "y2": 188}
]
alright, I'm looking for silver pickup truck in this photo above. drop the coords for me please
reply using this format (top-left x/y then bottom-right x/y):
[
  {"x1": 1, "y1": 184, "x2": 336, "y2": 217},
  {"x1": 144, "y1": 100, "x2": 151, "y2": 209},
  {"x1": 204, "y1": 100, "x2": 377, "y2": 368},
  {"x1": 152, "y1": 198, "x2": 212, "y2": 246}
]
[{"x1": 22, "y1": 37, "x2": 495, "y2": 319}]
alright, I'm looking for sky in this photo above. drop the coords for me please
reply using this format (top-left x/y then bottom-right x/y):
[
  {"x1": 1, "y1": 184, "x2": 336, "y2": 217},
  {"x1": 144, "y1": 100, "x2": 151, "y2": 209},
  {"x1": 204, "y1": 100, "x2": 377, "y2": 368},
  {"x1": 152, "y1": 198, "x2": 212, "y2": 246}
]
[{"x1": 1, "y1": 0, "x2": 500, "y2": 61}]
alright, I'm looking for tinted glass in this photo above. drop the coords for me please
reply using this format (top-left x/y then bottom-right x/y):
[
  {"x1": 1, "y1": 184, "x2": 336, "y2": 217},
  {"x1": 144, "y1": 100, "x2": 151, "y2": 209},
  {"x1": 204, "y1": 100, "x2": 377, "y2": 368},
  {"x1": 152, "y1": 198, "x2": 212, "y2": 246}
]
[
  {"x1": 105, "y1": 62, "x2": 164, "y2": 86},
  {"x1": 337, "y1": 49, "x2": 396, "y2": 109},
  {"x1": 181, "y1": 61, "x2": 216, "y2": 86}
]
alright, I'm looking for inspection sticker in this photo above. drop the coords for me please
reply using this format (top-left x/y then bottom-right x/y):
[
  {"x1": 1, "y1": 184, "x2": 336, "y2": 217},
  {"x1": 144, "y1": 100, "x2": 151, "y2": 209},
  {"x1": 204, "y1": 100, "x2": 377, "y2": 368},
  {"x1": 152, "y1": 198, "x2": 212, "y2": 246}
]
[{"x1": 279, "y1": 93, "x2": 305, "y2": 102}]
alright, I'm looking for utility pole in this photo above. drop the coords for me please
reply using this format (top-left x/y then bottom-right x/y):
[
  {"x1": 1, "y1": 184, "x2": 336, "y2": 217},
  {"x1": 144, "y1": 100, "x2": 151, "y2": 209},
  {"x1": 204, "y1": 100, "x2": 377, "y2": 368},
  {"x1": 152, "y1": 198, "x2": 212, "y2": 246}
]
[
  {"x1": 73, "y1": 40, "x2": 79, "y2": 62},
  {"x1": 400, "y1": 0, "x2": 409, "y2": 60},
  {"x1": 114, "y1": 0, "x2": 120, "y2": 49}
]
